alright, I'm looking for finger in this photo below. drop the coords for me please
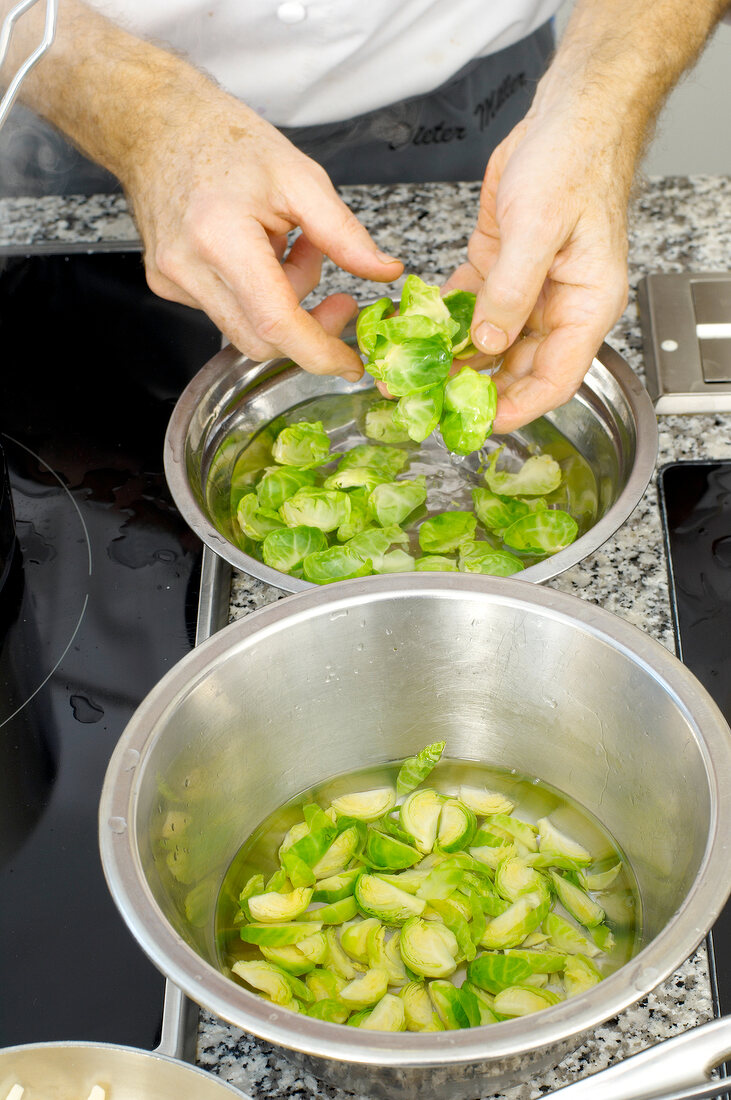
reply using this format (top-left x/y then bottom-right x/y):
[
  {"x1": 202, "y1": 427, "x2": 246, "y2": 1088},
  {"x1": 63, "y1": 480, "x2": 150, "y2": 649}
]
[
  {"x1": 145, "y1": 263, "x2": 203, "y2": 310},
  {"x1": 269, "y1": 231, "x2": 289, "y2": 263},
  {"x1": 294, "y1": 171, "x2": 404, "y2": 282},
  {"x1": 309, "y1": 292, "x2": 359, "y2": 338},
  {"x1": 281, "y1": 232, "x2": 323, "y2": 301}
]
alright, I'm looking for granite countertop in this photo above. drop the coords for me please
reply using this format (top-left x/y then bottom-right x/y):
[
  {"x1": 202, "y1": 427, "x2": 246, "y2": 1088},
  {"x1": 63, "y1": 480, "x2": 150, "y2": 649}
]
[{"x1": 3, "y1": 176, "x2": 731, "y2": 1098}]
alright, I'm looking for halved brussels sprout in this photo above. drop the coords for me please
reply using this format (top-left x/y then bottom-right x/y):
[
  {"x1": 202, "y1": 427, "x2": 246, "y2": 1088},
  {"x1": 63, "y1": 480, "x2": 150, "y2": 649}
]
[
  {"x1": 428, "y1": 980, "x2": 471, "y2": 1029},
  {"x1": 366, "y1": 829, "x2": 422, "y2": 870},
  {"x1": 427, "y1": 897, "x2": 476, "y2": 963},
  {"x1": 302, "y1": 546, "x2": 372, "y2": 585},
  {"x1": 414, "y1": 555, "x2": 459, "y2": 572},
  {"x1": 399, "y1": 916, "x2": 459, "y2": 978},
  {"x1": 392, "y1": 386, "x2": 444, "y2": 443},
  {"x1": 400, "y1": 789, "x2": 443, "y2": 853},
  {"x1": 396, "y1": 741, "x2": 445, "y2": 796},
  {"x1": 459, "y1": 786, "x2": 515, "y2": 816},
  {"x1": 312, "y1": 868, "x2": 362, "y2": 904},
  {"x1": 340, "y1": 917, "x2": 382, "y2": 964},
  {"x1": 377, "y1": 549, "x2": 416, "y2": 573},
  {"x1": 236, "y1": 493, "x2": 285, "y2": 542},
  {"x1": 314, "y1": 896, "x2": 359, "y2": 924},
  {"x1": 469, "y1": 842, "x2": 516, "y2": 871},
  {"x1": 503, "y1": 947, "x2": 567, "y2": 974},
  {"x1": 466, "y1": 952, "x2": 534, "y2": 994},
  {"x1": 367, "y1": 924, "x2": 408, "y2": 985},
  {"x1": 502, "y1": 510, "x2": 579, "y2": 555},
  {"x1": 296, "y1": 931, "x2": 329, "y2": 965},
  {"x1": 487, "y1": 813, "x2": 538, "y2": 852},
  {"x1": 364, "y1": 399, "x2": 413, "y2": 444},
  {"x1": 359, "y1": 992, "x2": 407, "y2": 1031},
  {"x1": 280, "y1": 487, "x2": 351, "y2": 533},
  {"x1": 325, "y1": 927, "x2": 364, "y2": 979},
  {"x1": 356, "y1": 297, "x2": 395, "y2": 357},
  {"x1": 549, "y1": 871, "x2": 605, "y2": 928},
  {"x1": 260, "y1": 943, "x2": 315, "y2": 975},
  {"x1": 537, "y1": 817, "x2": 592, "y2": 866},
  {"x1": 543, "y1": 912, "x2": 602, "y2": 957},
  {"x1": 440, "y1": 367, "x2": 498, "y2": 456},
  {"x1": 493, "y1": 984, "x2": 563, "y2": 1017},
  {"x1": 458, "y1": 540, "x2": 524, "y2": 576},
  {"x1": 312, "y1": 824, "x2": 363, "y2": 879},
  {"x1": 459, "y1": 981, "x2": 499, "y2": 1025},
  {"x1": 239, "y1": 920, "x2": 323, "y2": 946},
  {"x1": 338, "y1": 966, "x2": 389, "y2": 1008},
  {"x1": 415, "y1": 861, "x2": 466, "y2": 902},
  {"x1": 368, "y1": 477, "x2": 427, "y2": 527},
  {"x1": 262, "y1": 525, "x2": 327, "y2": 573},
  {"x1": 330, "y1": 788, "x2": 396, "y2": 821},
  {"x1": 306, "y1": 999, "x2": 350, "y2": 1024},
  {"x1": 494, "y1": 856, "x2": 545, "y2": 902},
  {"x1": 247, "y1": 886, "x2": 313, "y2": 923},
  {"x1": 272, "y1": 421, "x2": 331, "y2": 468},
  {"x1": 563, "y1": 953, "x2": 603, "y2": 996},
  {"x1": 399, "y1": 981, "x2": 444, "y2": 1031},
  {"x1": 581, "y1": 862, "x2": 623, "y2": 892},
  {"x1": 355, "y1": 873, "x2": 427, "y2": 924},
  {"x1": 306, "y1": 967, "x2": 346, "y2": 1001},
  {"x1": 484, "y1": 449, "x2": 562, "y2": 497},
  {"x1": 231, "y1": 960, "x2": 303, "y2": 1006},
  {"x1": 256, "y1": 466, "x2": 318, "y2": 511},
  {"x1": 436, "y1": 799, "x2": 476, "y2": 853},
  {"x1": 479, "y1": 888, "x2": 550, "y2": 950},
  {"x1": 590, "y1": 923, "x2": 616, "y2": 953},
  {"x1": 418, "y1": 511, "x2": 477, "y2": 554}
]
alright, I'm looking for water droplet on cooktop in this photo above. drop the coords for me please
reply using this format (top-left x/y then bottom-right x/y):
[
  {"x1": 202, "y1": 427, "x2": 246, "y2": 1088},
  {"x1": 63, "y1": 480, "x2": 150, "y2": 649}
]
[
  {"x1": 712, "y1": 535, "x2": 731, "y2": 567},
  {"x1": 69, "y1": 693, "x2": 104, "y2": 723}
]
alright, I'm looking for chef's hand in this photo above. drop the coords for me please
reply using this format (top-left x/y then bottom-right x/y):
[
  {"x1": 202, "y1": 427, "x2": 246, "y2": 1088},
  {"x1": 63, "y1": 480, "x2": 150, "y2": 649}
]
[
  {"x1": 128, "y1": 93, "x2": 402, "y2": 380},
  {"x1": 444, "y1": 108, "x2": 629, "y2": 435}
]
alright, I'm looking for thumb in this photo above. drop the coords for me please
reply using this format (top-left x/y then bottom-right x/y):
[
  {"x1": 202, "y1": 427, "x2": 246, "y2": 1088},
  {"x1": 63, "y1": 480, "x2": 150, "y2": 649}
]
[
  {"x1": 296, "y1": 174, "x2": 403, "y2": 282},
  {"x1": 470, "y1": 229, "x2": 557, "y2": 355}
]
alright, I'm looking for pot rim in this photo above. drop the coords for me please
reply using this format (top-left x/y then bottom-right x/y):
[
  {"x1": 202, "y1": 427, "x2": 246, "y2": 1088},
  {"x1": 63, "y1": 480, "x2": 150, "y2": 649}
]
[
  {"x1": 163, "y1": 339, "x2": 659, "y2": 591},
  {"x1": 100, "y1": 575, "x2": 731, "y2": 1069}
]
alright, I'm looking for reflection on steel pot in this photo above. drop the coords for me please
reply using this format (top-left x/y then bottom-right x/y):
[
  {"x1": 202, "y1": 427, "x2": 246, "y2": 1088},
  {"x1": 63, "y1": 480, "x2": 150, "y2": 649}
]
[
  {"x1": 100, "y1": 576, "x2": 731, "y2": 1100},
  {"x1": 163, "y1": 333, "x2": 658, "y2": 591}
]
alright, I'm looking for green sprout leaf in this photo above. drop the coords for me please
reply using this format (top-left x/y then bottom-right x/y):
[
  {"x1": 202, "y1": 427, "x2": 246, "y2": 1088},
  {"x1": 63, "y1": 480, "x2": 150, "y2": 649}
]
[
  {"x1": 369, "y1": 477, "x2": 427, "y2": 527},
  {"x1": 419, "y1": 511, "x2": 477, "y2": 554},
  {"x1": 484, "y1": 449, "x2": 562, "y2": 496},
  {"x1": 396, "y1": 740, "x2": 446, "y2": 796},
  {"x1": 458, "y1": 540, "x2": 524, "y2": 576},
  {"x1": 272, "y1": 421, "x2": 331, "y2": 468},
  {"x1": 502, "y1": 511, "x2": 579, "y2": 555}
]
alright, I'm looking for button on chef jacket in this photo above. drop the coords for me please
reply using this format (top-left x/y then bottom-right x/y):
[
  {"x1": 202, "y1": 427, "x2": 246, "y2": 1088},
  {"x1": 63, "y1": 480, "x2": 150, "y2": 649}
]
[{"x1": 89, "y1": 0, "x2": 563, "y2": 127}]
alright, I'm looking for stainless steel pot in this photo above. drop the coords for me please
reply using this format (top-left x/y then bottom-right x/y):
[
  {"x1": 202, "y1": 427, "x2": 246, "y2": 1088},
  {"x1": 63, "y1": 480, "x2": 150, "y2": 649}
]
[
  {"x1": 100, "y1": 575, "x2": 731, "y2": 1100},
  {"x1": 0, "y1": 1041, "x2": 246, "y2": 1099},
  {"x1": 163, "y1": 335, "x2": 658, "y2": 591}
]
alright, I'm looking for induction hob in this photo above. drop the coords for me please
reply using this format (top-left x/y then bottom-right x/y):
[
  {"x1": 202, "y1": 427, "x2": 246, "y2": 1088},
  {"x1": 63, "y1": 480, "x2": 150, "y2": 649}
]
[{"x1": 0, "y1": 245, "x2": 221, "y2": 1048}]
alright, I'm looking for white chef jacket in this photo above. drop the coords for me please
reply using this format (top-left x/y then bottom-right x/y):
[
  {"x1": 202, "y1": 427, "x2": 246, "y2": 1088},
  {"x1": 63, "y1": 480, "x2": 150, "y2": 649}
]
[{"x1": 88, "y1": 0, "x2": 563, "y2": 127}]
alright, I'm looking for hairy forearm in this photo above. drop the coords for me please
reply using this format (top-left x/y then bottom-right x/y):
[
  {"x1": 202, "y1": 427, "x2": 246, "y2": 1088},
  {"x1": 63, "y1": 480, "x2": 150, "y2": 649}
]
[
  {"x1": 531, "y1": 0, "x2": 731, "y2": 183},
  {"x1": 0, "y1": 0, "x2": 224, "y2": 187}
]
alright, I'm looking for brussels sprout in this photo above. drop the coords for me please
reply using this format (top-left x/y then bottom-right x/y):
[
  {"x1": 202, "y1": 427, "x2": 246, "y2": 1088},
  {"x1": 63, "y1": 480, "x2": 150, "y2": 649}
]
[
  {"x1": 458, "y1": 540, "x2": 524, "y2": 576},
  {"x1": 484, "y1": 449, "x2": 562, "y2": 497},
  {"x1": 399, "y1": 916, "x2": 459, "y2": 978},
  {"x1": 296, "y1": 931, "x2": 329, "y2": 965},
  {"x1": 237, "y1": 872, "x2": 266, "y2": 916},
  {"x1": 340, "y1": 918, "x2": 383, "y2": 964},
  {"x1": 369, "y1": 477, "x2": 427, "y2": 527},
  {"x1": 440, "y1": 367, "x2": 498, "y2": 455},
  {"x1": 392, "y1": 386, "x2": 444, "y2": 443},
  {"x1": 260, "y1": 943, "x2": 315, "y2": 975},
  {"x1": 590, "y1": 923, "x2": 616, "y2": 953},
  {"x1": 247, "y1": 886, "x2": 313, "y2": 923},
  {"x1": 459, "y1": 786, "x2": 515, "y2": 816},
  {"x1": 264, "y1": 867, "x2": 288, "y2": 893},
  {"x1": 336, "y1": 444, "x2": 409, "y2": 479},
  {"x1": 356, "y1": 297, "x2": 395, "y2": 357},
  {"x1": 442, "y1": 288, "x2": 477, "y2": 355},
  {"x1": 399, "y1": 981, "x2": 444, "y2": 1031},
  {"x1": 256, "y1": 466, "x2": 318, "y2": 511},
  {"x1": 366, "y1": 829, "x2": 422, "y2": 870},
  {"x1": 236, "y1": 493, "x2": 285, "y2": 541},
  {"x1": 280, "y1": 487, "x2": 351, "y2": 533},
  {"x1": 549, "y1": 871, "x2": 605, "y2": 929},
  {"x1": 336, "y1": 488, "x2": 373, "y2": 542},
  {"x1": 377, "y1": 549, "x2": 417, "y2": 573},
  {"x1": 306, "y1": 999, "x2": 351, "y2": 1024},
  {"x1": 338, "y1": 967, "x2": 389, "y2": 1008},
  {"x1": 400, "y1": 789, "x2": 443, "y2": 854},
  {"x1": 324, "y1": 466, "x2": 390, "y2": 493},
  {"x1": 314, "y1": 895, "x2": 359, "y2": 924},
  {"x1": 414, "y1": 554, "x2": 459, "y2": 572},
  {"x1": 503, "y1": 510, "x2": 579, "y2": 555},
  {"x1": 376, "y1": 313, "x2": 448, "y2": 345},
  {"x1": 472, "y1": 487, "x2": 533, "y2": 536},
  {"x1": 428, "y1": 979, "x2": 471, "y2": 1029},
  {"x1": 537, "y1": 818, "x2": 592, "y2": 866},
  {"x1": 493, "y1": 985, "x2": 563, "y2": 1017},
  {"x1": 415, "y1": 861, "x2": 466, "y2": 902},
  {"x1": 355, "y1": 873, "x2": 427, "y2": 924},
  {"x1": 581, "y1": 862, "x2": 623, "y2": 892},
  {"x1": 363, "y1": 399, "x2": 412, "y2": 443},
  {"x1": 563, "y1": 953, "x2": 603, "y2": 996},
  {"x1": 279, "y1": 821, "x2": 309, "y2": 858},
  {"x1": 313, "y1": 868, "x2": 361, "y2": 904},
  {"x1": 272, "y1": 421, "x2": 331, "y2": 468},
  {"x1": 479, "y1": 889, "x2": 550, "y2": 950},
  {"x1": 469, "y1": 842, "x2": 516, "y2": 872},
  {"x1": 543, "y1": 912, "x2": 602, "y2": 957},
  {"x1": 399, "y1": 275, "x2": 458, "y2": 335},
  {"x1": 494, "y1": 857, "x2": 546, "y2": 903},
  {"x1": 261, "y1": 525, "x2": 327, "y2": 573},
  {"x1": 418, "y1": 511, "x2": 477, "y2": 554},
  {"x1": 306, "y1": 967, "x2": 346, "y2": 1001},
  {"x1": 487, "y1": 814, "x2": 538, "y2": 852},
  {"x1": 331, "y1": 788, "x2": 396, "y2": 821},
  {"x1": 239, "y1": 921, "x2": 323, "y2": 946},
  {"x1": 302, "y1": 546, "x2": 373, "y2": 585},
  {"x1": 369, "y1": 336, "x2": 452, "y2": 398},
  {"x1": 367, "y1": 924, "x2": 409, "y2": 984},
  {"x1": 231, "y1": 960, "x2": 305, "y2": 1006},
  {"x1": 345, "y1": 526, "x2": 409, "y2": 571},
  {"x1": 312, "y1": 824, "x2": 363, "y2": 878},
  {"x1": 459, "y1": 981, "x2": 500, "y2": 1025},
  {"x1": 466, "y1": 952, "x2": 535, "y2": 994},
  {"x1": 396, "y1": 740, "x2": 445, "y2": 796},
  {"x1": 436, "y1": 799, "x2": 476, "y2": 853},
  {"x1": 323, "y1": 926, "x2": 364, "y2": 980},
  {"x1": 503, "y1": 947, "x2": 567, "y2": 974},
  {"x1": 427, "y1": 898, "x2": 477, "y2": 963},
  {"x1": 359, "y1": 992, "x2": 407, "y2": 1031}
]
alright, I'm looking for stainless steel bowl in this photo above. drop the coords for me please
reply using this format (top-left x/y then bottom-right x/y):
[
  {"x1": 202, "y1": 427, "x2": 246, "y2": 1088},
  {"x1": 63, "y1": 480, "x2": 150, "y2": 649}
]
[
  {"x1": 164, "y1": 334, "x2": 658, "y2": 591},
  {"x1": 0, "y1": 1041, "x2": 246, "y2": 1099},
  {"x1": 100, "y1": 575, "x2": 731, "y2": 1100}
]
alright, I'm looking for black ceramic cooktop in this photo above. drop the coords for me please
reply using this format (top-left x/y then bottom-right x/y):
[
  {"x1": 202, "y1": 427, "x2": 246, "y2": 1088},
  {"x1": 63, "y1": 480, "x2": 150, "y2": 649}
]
[{"x1": 0, "y1": 247, "x2": 220, "y2": 1048}]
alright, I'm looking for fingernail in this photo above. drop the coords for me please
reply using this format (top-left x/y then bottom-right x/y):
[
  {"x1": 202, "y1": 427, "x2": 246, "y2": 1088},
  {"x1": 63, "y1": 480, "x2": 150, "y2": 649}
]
[
  {"x1": 474, "y1": 321, "x2": 509, "y2": 354},
  {"x1": 343, "y1": 371, "x2": 362, "y2": 383},
  {"x1": 375, "y1": 250, "x2": 400, "y2": 265}
]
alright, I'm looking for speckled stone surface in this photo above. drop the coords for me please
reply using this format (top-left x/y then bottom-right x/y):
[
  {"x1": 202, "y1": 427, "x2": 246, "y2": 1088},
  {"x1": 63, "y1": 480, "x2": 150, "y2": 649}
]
[{"x1": 3, "y1": 176, "x2": 730, "y2": 1097}]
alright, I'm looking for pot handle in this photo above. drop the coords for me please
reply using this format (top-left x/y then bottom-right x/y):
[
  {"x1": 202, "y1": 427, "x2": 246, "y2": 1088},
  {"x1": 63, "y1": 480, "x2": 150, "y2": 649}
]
[{"x1": 547, "y1": 1016, "x2": 731, "y2": 1100}]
